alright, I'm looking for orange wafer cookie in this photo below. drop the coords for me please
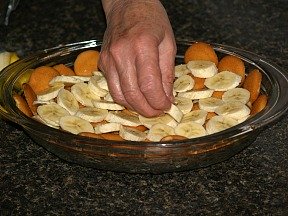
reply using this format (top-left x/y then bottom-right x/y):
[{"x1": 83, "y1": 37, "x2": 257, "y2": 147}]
[
  {"x1": 53, "y1": 64, "x2": 75, "y2": 76},
  {"x1": 250, "y1": 94, "x2": 268, "y2": 115},
  {"x1": 13, "y1": 93, "x2": 33, "y2": 117},
  {"x1": 184, "y1": 42, "x2": 218, "y2": 65},
  {"x1": 212, "y1": 91, "x2": 224, "y2": 99},
  {"x1": 161, "y1": 135, "x2": 187, "y2": 141},
  {"x1": 218, "y1": 55, "x2": 245, "y2": 83},
  {"x1": 74, "y1": 50, "x2": 100, "y2": 76},
  {"x1": 243, "y1": 69, "x2": 262, "y2": 103},
  {"x1": 22, "y1": 83, "x2": 38, "y2": 115},
  {"x1": 28, "y1": 66, "x2": 60, "y2": 94}
]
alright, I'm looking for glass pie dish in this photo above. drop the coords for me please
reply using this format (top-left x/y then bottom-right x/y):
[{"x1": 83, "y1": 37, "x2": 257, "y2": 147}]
[{"x1": 1, "y1": 40, "x2": 288, "y2": 174}]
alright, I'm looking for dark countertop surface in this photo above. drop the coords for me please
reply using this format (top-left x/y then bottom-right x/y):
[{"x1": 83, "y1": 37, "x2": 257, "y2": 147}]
[{"x1": 1, "y1": 0, "x2": 288, "y2": 215}]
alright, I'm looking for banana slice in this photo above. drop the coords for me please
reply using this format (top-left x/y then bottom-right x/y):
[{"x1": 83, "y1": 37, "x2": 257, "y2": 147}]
[
  {"x1": 173, "y1": 74, "x2": 195, "y2": 92},
  {"x1": 147, "y1": 123, "x2": 175, "y2": 142},
  {"x1": 97, "y1": 76, "x2": 109, "y2": 91},
  {"x1": 186, "y1": 60, "x2": 218, "y2": 78},
  {"x1": 105, "y1": 111, "x2": 142, "y2": 127},
  {"x1": 215, "y1": 101, "x2": 250, "y2": 120},
  {"x1": 139, "y1": 114, "x2": 178, "y2": 129},
  {"x1": 174, "y1": 122, "x2": 207, "y2": 139},
  {"x1": 92, "y1": 71, "x2": 104, "y2": 77},
  {"x1": 104, "y1": 93, "x2": 114, "y2": 102},
  {"x1": 37, "y1": 103, "x2": 70, "y2": 127},
  {"x1": 174, "y1": 96, "x2": 193, "y2": 114},
  {"x1": 178, "y1": 89, "x2": 214, "y2": 100},
  {"x1": 204, "y1": 71, "x2": 242, "y2": 91},
  {"x1": 88, "y1": 75, "x2": 108, "y2": 97},
  {"x1": 174, "y1": 64, "x2": 191, "y2": 78},
  {"x1": 119, "y1": 125, "x2": 147, "y2": 141},
  {"x1": 57, "y1": 88, "x2": 79, "y2": 115},
  {"x1": 93, "y1": 100, "x2": 125, "y2": 110},
  {"x1": 165, "y1": 104, "x2": 183, "y2": 123},
  {"x1": 94, "y1": 122, "x2": 121, "y2": 134},
  {"x1": 33, "y1": 100, "x2": 56, "y2": 105},
  {"x1": 206, "y1": 115, "x2": 239, "y2": 134},
  {"x1": 198, "y1": 97, "x2": 224, "y2": 112},
  {"x1": 222, "y1": 88, "x2": 250, "y2": 104},
  {"x1": 36, "y1": 83, "x2": 64, "y2": 101},
  {"x1": 181, "y1": 110, "x2": 208, "y2": 125},
  {"x1": 49, "y1": 75, "x2": 84, "y2": 86},
  {"x1": 59, "y1": 115, "x2": 94, "y2": 134},
  {"x1": 71, "y1": 82, "x2": 100, "y2": 107},
  {"x1": 33, "y1": 115, "x2": 60, "y2": 129},
  {"x1": 75, "y1": 107, "x2": 108, "y2": 122}
]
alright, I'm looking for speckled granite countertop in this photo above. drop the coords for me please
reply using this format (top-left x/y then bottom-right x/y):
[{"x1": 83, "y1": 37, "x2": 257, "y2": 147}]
[{"x1": 1, "y1": 0, "x2": 288, "y2": 215}]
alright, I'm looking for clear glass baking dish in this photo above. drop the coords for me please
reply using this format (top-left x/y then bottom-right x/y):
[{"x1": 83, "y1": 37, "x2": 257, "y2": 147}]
[{"x1": 0, "y1": 40, "x2": 287, "y2": 174}]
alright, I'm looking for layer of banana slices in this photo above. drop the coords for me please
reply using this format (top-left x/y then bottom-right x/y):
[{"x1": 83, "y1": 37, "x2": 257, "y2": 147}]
[{"x1": 26, "y1": 58, "x2": 256, "y2": 142}]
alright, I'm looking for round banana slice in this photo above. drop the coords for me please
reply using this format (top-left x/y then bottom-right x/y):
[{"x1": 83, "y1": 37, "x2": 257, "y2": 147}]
[
  {"x1": 106, "y1": 111, "x2": 142, "y2": 127},
  {"x1": 206, "y1": 115, "x2": 239, "y2": 134},
  {"x1": 215, "y1": 101, "x2": 250, "y2": 120},
  {"x1": 59, "y1": 115, "x2": 94, "y2": 135},
  {"x1": 104, "y1": 93, "x2": 114, "y2": 102},
  {"x1": 37, "y1": 103, "x2": 70, "y2": 127},
  {"x1": 174, "y1": 122, "x2": 207, "y2": 139},
  {"x1": 75, "y1": 107, "x2": 108, "y2": 123},
  {"x1": 88, "y1": 75, "x2": 108, "y2": 97},
  {"x1": 92, "y1": 100, "x2": 125, "y2": 110},
  {"x1": 71, "y1": 82, "x2": 100, "y2": 107},
  {"x1": 36, "y1": 83, "x2": 64, "y2": 101},
  {"x1": 49, "y1": 75, "x2": 84, "y2": 86},
  {"x1": 94, "y1": 122, "x2": 121, "y2": 134},
  {"x1": 204, "y1": 71, "x2": 242, "y2": 91},
  {"x1": 222, "y1": 88, "x2": 250, "y2": 104},
  {"x1": 165, "y1": 104, "x2": 183, "y2": 123},
  {"x1": 181, "y1": 110, "x2": 208, "y2": 125},
  {"x1": 139, "y1": 114, "x2": 178, "y2": 129},
  {"x1": 186, "y1": 60, "x2": 218, "y2": 78},
  {"x1": 119, "y1": 125, "x2": 147, "y2": 141},
  {"x1": 147, "y1": 123, "x2": 175, "y2": 142},
  {"x1": 57, "y1": 88, "x2": 79, "y2": 115},
  {"x1": 173, "y1": 74, "x2": 195, "y2": 92},
  {"x1": 174, "y1": 64, "x2": 191, "y2": 78},
  {"x1": 198, "y1": 97, "x2": 224, "y2": 112},
  {"x1": 178, "y1": 89, "x2": 214, "y2": 100},
  {"x1": 174, "y1": 96, "x2": 193, "y2": 114}
]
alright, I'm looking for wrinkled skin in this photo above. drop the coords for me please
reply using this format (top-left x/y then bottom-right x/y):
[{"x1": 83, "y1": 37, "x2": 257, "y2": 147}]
[{"x1": 100, "y1": 0, "x2": 176, "y2": 117}]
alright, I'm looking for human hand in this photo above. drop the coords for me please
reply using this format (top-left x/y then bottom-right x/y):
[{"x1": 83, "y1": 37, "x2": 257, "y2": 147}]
[{"x1": 99, "y1": 0, "x2": 176, "y2": 117}]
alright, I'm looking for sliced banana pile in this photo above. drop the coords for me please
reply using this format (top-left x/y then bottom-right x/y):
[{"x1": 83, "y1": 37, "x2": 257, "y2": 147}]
[{"x1": 27, "y1": 58, "x2": 255, "y2": 142}]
